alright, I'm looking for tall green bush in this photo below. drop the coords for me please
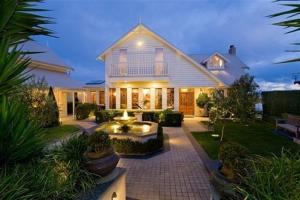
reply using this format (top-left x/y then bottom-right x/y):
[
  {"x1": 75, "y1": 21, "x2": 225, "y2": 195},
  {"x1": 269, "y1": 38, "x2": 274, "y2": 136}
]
[
  {"x1": 262, "y1": 90, "x2": 300, "y2": 117},
  {"x1": 227, "y1": 74, "x2": 259, "y2": 121}
]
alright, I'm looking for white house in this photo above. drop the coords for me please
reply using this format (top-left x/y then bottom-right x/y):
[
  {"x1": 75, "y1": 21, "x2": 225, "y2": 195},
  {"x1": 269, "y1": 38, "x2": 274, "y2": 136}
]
[
  {"x1": 98, "y1": 23, "x2": 248, "y2": 116},
  {"x1": 23, "y1": 41, "x2": 104, "y2": 118}
]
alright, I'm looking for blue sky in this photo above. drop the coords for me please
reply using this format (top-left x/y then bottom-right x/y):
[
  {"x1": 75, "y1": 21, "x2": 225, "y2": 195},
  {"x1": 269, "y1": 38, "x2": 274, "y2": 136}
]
[{"x1": 36, "y1": 0, "x2": 300, "y2": 90}]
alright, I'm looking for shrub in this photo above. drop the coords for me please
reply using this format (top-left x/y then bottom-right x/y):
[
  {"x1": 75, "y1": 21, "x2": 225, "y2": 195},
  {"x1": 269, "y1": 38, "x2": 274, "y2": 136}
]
[
  {"x1": 0, "y1": 97, "x2": 44, "y2": 166},
  {"x1": 111, "y1": 125, "x2": 164, "y2": 154},
  {"x1": 87, "y1": 132, "x2": 111, "y2": 153},
  {"x1": 196, "y1": 93, "x2": 210, "y2": 108},
  {"x1": 236, "y1": 151, "x2": 300, "y2": 200},
  {"x1": 76, "y1": 103, "x2": 97, "y2": 120},
  {"x1": 219, "y1": 142, "x2": 248, "y2": 179},
  {"x1": 142, "y1": 111, "x2": 160, "y2": 122},
  {"x1": 95, "y1": 110, "x2": 109, "y2": 123},
  {"x1": 164, "y1": 112, "x2": 184, "y2": 127},
  {"x1": 0, "y1": 136, "x2": 98, "y2": 200}
]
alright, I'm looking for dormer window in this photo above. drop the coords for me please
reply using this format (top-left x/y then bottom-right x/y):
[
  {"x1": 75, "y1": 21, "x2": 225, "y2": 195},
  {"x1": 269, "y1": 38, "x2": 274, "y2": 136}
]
[{"x1": 207, "y1": 55, "x2": 225, "y2": 69}]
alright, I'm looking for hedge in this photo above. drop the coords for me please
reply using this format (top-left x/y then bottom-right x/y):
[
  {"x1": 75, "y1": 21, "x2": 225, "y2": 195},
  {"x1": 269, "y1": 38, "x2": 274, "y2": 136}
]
[
  {"x1": 111, "y1": 125, "x2": 163, "y2": 154},
  {"x1": 262, "y1": 90, "x2": 300, "y2": 117},
  {"x1": 95, "y1": 109, "x2": 184, "y2": 127},
  {"x1": 75, "y1": 103, "x2": 97, "y2": 120}
]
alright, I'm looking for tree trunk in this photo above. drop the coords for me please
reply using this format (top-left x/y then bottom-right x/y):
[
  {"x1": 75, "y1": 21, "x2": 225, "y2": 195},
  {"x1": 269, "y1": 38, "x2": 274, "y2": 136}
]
[{"x1": 220, "y1": 124, "x2": 225, "y2": 142}]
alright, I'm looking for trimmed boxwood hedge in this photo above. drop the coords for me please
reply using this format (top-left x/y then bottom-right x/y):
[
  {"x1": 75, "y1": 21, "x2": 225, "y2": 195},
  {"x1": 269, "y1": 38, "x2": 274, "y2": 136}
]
[
  {"x1": 95, "y1": 110, "x2": 184, "y2": 127},
  {"x1": 75, "y1": 103, "x2": 97, "y2": 120},
  {"x1": 262, "y1": 90, "x2": 300, "y2": 117},
  {"x1": 111, "y1": 125, "x2": 163, "y2": 154}
]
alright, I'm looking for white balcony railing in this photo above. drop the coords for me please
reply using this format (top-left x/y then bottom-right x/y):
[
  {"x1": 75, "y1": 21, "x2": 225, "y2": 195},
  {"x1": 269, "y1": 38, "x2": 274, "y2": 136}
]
[{"x1": 109, "y1": 52, "x2": 168, "y2": 77}]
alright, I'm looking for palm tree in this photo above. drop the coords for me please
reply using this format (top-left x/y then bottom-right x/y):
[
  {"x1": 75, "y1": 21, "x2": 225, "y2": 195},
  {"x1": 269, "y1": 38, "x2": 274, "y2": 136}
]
[{"x1": 269, "y1": 0, "x2": 300, "y2": 84}]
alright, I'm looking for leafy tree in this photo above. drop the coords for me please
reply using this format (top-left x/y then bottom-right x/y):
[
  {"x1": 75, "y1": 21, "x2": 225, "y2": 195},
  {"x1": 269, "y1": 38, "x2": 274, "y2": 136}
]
[
  {"x1": 227, "y1": 74, "x2": 259, "y2": 122},
  {"x1": 270, "y1": 1, "x2": 300, "y2": 63},
  {"x1": 209, "y1": 89, "x2": 231, "y2": 141},
  {"x1": 196, "y1": 93, "x2": 210, "y2": 116}
]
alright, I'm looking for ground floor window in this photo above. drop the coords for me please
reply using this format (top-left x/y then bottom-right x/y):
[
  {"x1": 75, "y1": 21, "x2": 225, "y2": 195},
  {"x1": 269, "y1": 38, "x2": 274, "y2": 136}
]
[
  {"x1": 91, "y1": 91, "x2": 96, "y2": 104},
  {"x1": 155, "y1": 88, "x2": 162, "y2": 109},
  {"x1": 99, "y1": 91, "x2": 105, "y2": 105},
  {"x1": 143, "y1": 88, "x2": 150, "y2": 110},
  {"x1": 167, "y1": 88, "x2": 174, "y2": 109},
  {"x1": 132, "y1": 88, "x2": 139, "y2": 109},
  {"x1": 120, "y1": 88, "x2": 127, "y2": 109},
  {"x1": 109, "y1": 88, "x2": 116, "y2": 109}
]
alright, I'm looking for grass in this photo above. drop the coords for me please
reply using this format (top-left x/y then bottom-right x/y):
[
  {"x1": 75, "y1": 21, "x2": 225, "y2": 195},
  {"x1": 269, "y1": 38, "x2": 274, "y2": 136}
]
[
  {"x1": 42, "y1": 125, "x2": 80, "y2": 143},
  {"x1": 192, "y1": 121, "x2": 299, "y2": 159}
]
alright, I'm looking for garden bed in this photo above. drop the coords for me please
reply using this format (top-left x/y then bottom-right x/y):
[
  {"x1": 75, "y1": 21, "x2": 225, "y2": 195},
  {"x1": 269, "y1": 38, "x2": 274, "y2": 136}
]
[{"x1": 192, "y1": 121, "x2": 299, "y2": 159}]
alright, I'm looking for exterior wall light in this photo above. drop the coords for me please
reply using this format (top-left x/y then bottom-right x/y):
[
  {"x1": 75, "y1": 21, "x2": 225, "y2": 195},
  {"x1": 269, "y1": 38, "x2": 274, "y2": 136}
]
[
  {"x1": 111, "y1": 192, "x2": 117, "y2": 200},
  {"x1": 137, "y1": 40, "x2": 143, "y2": 47}
]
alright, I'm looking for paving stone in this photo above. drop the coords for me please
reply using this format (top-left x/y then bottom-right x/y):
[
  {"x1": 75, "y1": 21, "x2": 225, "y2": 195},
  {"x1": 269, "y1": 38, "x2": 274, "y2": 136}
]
[{"x1": 118, "y1": 127, "x2": 212, "y2": 200}]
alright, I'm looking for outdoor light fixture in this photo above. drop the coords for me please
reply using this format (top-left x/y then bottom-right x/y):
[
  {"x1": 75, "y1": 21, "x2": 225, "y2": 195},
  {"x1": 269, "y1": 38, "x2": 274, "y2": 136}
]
[
  {"x1": 137, "y1": 40, "x2": 143, "y2": 47},
  {"x1": 111, "y1": 192, "x2": 117, "y2": 200},
  {"x1": 211, "y1": 134, "x2": 219, "y2": 138}
]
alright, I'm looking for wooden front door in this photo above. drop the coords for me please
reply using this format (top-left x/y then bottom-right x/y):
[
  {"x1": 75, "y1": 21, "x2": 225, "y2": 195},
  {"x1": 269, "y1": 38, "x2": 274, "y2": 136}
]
[{"x1": 179, "y1": 89, "x2": 194, "y2": 115}]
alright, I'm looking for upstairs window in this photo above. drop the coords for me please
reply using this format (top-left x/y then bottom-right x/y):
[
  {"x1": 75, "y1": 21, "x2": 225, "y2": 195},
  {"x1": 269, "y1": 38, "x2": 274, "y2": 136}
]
[
  {"x1": 207, "y1": 55, "x2": 224, "y2": 69},
  {"x1": 154, "y1": 48, "x2": 164, "y2": 75},
  {"x1": 119, "y1": 49, "x2": 127, "y2": 75}
]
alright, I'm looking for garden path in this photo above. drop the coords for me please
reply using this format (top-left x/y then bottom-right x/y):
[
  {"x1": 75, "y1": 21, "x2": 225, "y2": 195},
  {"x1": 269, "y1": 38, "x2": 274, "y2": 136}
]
[
  {"x1": 183, "y1": 117, "x2": 209, "y2": 132},
  {"x1": 118, "y1": 126, "x2": 212, "y2": 200}
]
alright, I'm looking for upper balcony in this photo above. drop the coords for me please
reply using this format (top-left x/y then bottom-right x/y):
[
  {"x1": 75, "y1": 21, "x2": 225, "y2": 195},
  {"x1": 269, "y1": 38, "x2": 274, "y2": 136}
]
[{"x1": 108, "y1": 52, "x2": 168, "y2": 77}]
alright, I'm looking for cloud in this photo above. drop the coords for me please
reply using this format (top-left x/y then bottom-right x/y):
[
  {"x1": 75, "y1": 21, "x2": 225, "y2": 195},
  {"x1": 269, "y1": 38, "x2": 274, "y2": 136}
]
[{"x1": 257, "y1": 80, "x2": 300, "y2": 91}]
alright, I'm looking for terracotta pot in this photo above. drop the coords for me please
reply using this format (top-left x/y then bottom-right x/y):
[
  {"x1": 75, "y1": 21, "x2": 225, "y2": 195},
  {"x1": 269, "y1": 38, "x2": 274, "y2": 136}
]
[{"x1": 86, "y1": 151, "x2": 119, "y2": 176}]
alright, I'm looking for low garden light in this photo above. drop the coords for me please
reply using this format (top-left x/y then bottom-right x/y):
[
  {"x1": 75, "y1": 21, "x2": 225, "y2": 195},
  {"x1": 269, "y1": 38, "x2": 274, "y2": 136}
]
[{"x1": 211, "y1": 134, "x2": 219, "y2": 138}]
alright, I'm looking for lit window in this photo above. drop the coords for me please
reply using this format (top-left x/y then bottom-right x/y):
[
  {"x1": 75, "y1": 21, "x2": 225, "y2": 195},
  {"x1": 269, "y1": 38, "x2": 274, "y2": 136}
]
[
  {"x1": 119, "y1": 49, "x2": 127, "y2": 75},
  {"x1": 167, "y1": 88, "x2": 174, "y2": 109},
  {"x1": 208, "y1": 55, "x2": 224, "y2": 69},
  {"x1": 109, "y1": 88, "x2": 116, "y2": 109},
  {"x1": 143, "y1": 88, "x2": 150, "y2": 110},
  {"x1": 155, "y1": 88, "x2": 162, "y2": 109},
  {"x1": 154, "y1": 48, "x2": 164, "y2": 75},
  {"x1": 120, "y1": 88, "x2": 127, "y2": 109}
]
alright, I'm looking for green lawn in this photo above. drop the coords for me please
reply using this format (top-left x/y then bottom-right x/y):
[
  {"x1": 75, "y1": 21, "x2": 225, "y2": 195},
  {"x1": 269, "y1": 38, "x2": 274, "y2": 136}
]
[
  {"x1": 192, "y1": 121, "x2": 299, "y2": 160},
  {"x1": 42, "y1": 125, "x2": 80, "y2": 143}
]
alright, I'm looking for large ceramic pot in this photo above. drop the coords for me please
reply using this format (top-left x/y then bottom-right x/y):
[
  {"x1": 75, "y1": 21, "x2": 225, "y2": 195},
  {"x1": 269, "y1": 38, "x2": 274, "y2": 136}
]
[{"x1": 85, "y1": 147, "x2": 120, "y2": 176}]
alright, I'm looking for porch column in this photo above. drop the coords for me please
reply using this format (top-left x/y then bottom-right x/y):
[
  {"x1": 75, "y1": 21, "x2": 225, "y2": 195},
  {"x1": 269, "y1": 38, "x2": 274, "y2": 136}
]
[
  {"x1": 127, "y1": 88, "x2": 132, "y2": 109},
  {"x1": 96, "y1": 90, "x2": 100, "y2": 105},
  {"x1": 116, "y1": 88, "x2": 120, "y2": 109},
  {"x1": 72, "y1": 91, "x2": 75, "y2": 119},
  {"x1": 150, "y1": 88, "x2": 155, "y2": 110},
  {"x1": 105, "y1": 86, "x2": 109, "y2": 109},
  {"x1": 162, "y1": 88, "x2": 167, "y2": 110},
  {"x1": 174, "y1": 87, "x2": 179, "y2": 111}
]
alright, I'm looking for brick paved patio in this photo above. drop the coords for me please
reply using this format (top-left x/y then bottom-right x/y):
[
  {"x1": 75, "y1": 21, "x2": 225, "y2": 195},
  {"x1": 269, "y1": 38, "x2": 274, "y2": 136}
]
[{"x1": 118, "y1": 127, "x2": 212, "y2": 200}]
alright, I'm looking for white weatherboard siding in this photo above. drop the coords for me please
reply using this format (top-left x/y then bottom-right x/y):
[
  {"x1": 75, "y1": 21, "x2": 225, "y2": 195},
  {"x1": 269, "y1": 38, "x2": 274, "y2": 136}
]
[{"x1": 105, "y1": 32, "x2": 219, "y2": 87}]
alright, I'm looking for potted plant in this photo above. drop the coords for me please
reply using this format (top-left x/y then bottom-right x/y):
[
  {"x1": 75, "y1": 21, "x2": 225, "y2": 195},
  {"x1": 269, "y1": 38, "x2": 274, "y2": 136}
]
[
  {"x1": 196, "y1": 93, "x2": 210, "y2": 116},
  {"x1": 85, "y1": 132, "x2": 119, "y2": 176}
]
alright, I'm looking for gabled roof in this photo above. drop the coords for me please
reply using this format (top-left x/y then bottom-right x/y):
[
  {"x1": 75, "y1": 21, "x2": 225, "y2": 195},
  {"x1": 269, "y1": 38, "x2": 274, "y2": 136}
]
[
  {"x1": 20, "y1": 41, "x2": 73, "y2": 72},
  {"x1": 202, "y1": 52, "x2": 230, "y2": 63},
  {"x1": 97, "y1": 23, "x2": 225, "y2": 86},
  {"x1": 189, "y1": 53, "x2": 249, "y2": 85}
]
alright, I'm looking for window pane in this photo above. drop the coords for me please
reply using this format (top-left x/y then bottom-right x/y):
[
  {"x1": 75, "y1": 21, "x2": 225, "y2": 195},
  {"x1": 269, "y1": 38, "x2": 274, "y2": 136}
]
[
  {"x1": 155, "y1": 88, "x2": 162, "y2": 109},
  {"x1": 132, "y1": 88, "x2": 139, "y2": 109},
  {"x1": 120, "y1": 88, "x2": 127, "y2": 109},
  {"x1": 143, "y1": 88, "x2": 150, "y2": 110},
  {"x1": 155, "y1": 48, "x2": 164, "y2": 75},
  {"x1": 99, "y1": 91, "x2": 105, "y2": 105},
  {"x1": 119, "y1": 49, "x2": 127, "y2": 75},
  {"x1": 109, "y1": 88, "x2": 116, "y2": 109},
  {"x1": 91, "y1": 91, "x2": 96, "y2": 104},
  {"x1": 167, "y1": 88, "x2": 174, "y2": 109}
]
